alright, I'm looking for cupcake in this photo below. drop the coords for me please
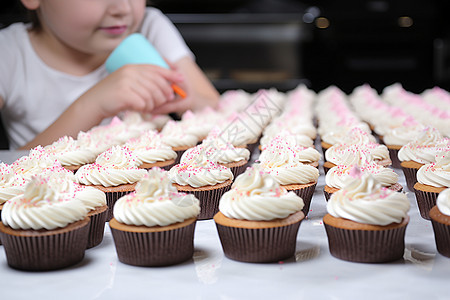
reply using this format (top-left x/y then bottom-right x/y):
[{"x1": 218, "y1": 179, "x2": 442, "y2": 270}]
[
  {"x1": 260, "y1": 134, "x2": 321, "y2": 168},
  {"x1": 124, "y1": 130, "x2": 177, "y2": 170},
  {"x1": 323, "y1": 171, "x2": 410, "y2": 263},
  {"x1": 160, "y1": 120, "x2": 199, "y2": 164},
  {"x1": 75, "y1": 185, "x2": 108, "y2": 248},
  {"x1": 430, "y1": 188, "x2": 450, "y2": 258},
  {"x1": 0, "y1": 176, "x2": 90, "y2": 271},
  {"x1": 169, "y1": 148, "x2": 234, "y2": 220},
  {"x1": 413, "y1": 152, "x2": 449, "y2": 220},
  {"x1": 398, "y1": 126, "x2": 450, "y2": 191},
  {"x1": 382, "y1": 118, "x2": 425, "y2": 169},
  {"x1": 43, "y1": 136, "x2": 97, "y2": 172},
  {"x1": 258, "y1": 150, "x2": 319, "y2": 216},
  {"x1": 214, "y1": 165, "x2": 305, "y2": 263},
  {"x1": 181, "y1": 135, "x2": 250, "y2": 177},
  {"x1": 323, "y1": 142, "x2": 391, "y2": 174},
  {"x1": 324, "y1": 163, "x2": 402, "y2": 201},
  {"x1": 109, "y1": 168, "x2": 200, "y2": 266},
  {"x1": 75, "y1": 146, "x2": 147, "y2": 221}
]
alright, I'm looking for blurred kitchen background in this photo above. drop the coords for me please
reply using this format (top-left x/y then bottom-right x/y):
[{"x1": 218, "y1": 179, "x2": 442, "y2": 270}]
[{"x1": 1, "y1": 0, "x2": 449, "y2": 94}]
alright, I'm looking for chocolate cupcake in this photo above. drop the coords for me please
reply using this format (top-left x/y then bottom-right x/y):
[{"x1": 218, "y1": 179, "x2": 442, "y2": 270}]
[
  {"x1": 76, "y1": 146, "x2": 147, "y2": 221},
  {"x1": 110, "y1": 168, "x2": 200, "y2": 266},
  {"x1": 0, "y1": 176, "x2": 90, "y2": 271},
  {"x1": 169, "y1": 148, "x2": 234, "y2": 220},
  {"x1": 323, "y1": 171, "x2": 410, "y2": 263},
  {"x1": 430, "y1": 188, "x2": 450, "y2": 258},
  {"x1": 413, "y1": 154, "x2": 449, "y2": 220},
  {"x1": 214, "y1": 165, "x2": 305, "y2": 263}
]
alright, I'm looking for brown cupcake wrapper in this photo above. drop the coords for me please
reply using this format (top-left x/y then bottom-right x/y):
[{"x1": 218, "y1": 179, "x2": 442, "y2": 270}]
[
  {"x1": 174, "y1": 150, "x2": 186, "y2": 165},
  {"x1": 86, "y1": 208, "x2": 108, "y2": 249},
  {"x1": 110, "y1": 222, "x2": 196, "y2": 267},
  {"x1": 0, "y1": 221, "x2": 90, "y2": 271},
  {"x1": 228, "y1": 163, "x2": 249, "y2": 178},
  {"x1": 290, "y1": 183, "x2": 317, "y2": 216},
  {"x1": 387, "y1": 148, "x2": 401, "y2": 169},
  {"x1": 324, "y1": 190, "x2": 332, "y2": 201},
  {"x1": 401, "y1": 166, "x2": 419, "y2": 191},
  {"x1": 105, "y1": 190, "x2": 133, "y2": 221},
  {"x1": 430, "y1": 219, "x2": 450, "y2": 258},
  {"x1": 215, "y1": 221, "x2": 303, "y2": 263},
  {"x1": 187, "y1": 184, "x2": 232, "y2": 220},
  {"x1": 413, "y1": 188, "x2": 438, "y2": 220},
  {"x1": 324, "y1": 223, "x2": 407, "y2": 263}
]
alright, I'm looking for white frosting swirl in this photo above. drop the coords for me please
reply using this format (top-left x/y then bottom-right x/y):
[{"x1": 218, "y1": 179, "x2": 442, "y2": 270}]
[
  {"x1": 437, "y1": 188, "x2": 450, "y2": 216},
  {"x1": 169, "y1": 147, "x2": 234, "y2": 187},
  {"x1": 44, "y1": 136, "x2": 97, "y2": 167},
  {"x1": 160, "y1": 120, "x2": 198, "y2": 148},
  {"x1": 416, "y1": 153, "x2": 450, "y2": 188},
  {"x1": 114, "y1": 168, "x2": 200, "y2": 226},
  {"x1": 219, "y1": 165, "x2": 304, "y2": 221},
  {"x1": 76, "y1": 146, "x2": 146, "y2": 187},
  {"x1": 74, "y1": 185, "x2": 107, "y2": 211},
  {"x1": 124, "y1": 131, "x2": 177, "y2": 164},
  {"x1": 327, "y1": 173, "x2": 410, "y2": 226},
  {"x1": 325, "y1": 143, "x2": 389, "y2": 165},
  {"x1": 326, "y1": 163, "x2": 399, "y2": 189},
  {"x1": 398, "y1": 127, "x2": 450, "y2": 163},
  {"x1": 260, "y1": 162, "x2": 319, "y2": 185},
  {"x1": 181, "y1": 138, "x2": 250, "y2": 164},
  {"x1": 383, "y1": 123, "x2": 426, "y2": 146},
  {"x1": 2, "y1": 176, "x2": 88, "y2": 230},
  {"x1": 0, "y1": 163, "x2": 27, "y2": 204},
  {"x1": 11, "y1": 146, "x2": 59, "y2": 180}
]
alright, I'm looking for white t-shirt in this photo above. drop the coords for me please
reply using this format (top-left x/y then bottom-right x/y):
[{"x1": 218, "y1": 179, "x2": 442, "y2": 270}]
[{"x1": 0, "y1": 8, "x2": 193, "y2": 149}]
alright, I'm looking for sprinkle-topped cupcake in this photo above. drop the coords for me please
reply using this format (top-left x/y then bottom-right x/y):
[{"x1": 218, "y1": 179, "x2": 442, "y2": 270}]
[
  {"x1": 414, "y1": 152, "x2": 450, "y2": 219},
  {"x1": 109, "y1": 168, "x2": 200, "y2": 266},
  {"x1": 323, "y1": 170, "x2": 410, "y2": 263},
  {"x1": 214, "y1": 165, "x2": 305, "y2": 262},
  {"x1": 169, "y1": 147, "x2": 233, "y2": 220},
  {"x1": 76, "y1": 146, "x2": 147, "y2": 221},
  {"x1": 0, "y1": 176, "x2": 90, "y2": 270}
]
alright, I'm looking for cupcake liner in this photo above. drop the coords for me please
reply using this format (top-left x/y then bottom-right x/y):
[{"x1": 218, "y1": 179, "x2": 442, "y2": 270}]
[
  {"x1": 324, "y1": 223, "x2": 407, "y2": 263},
  {"x1": 185, "y1": 184, "x2": 232, "y2": 220},
  {"x1": 324, "y1": 190, "x2": 332, "y2": 201},
  {"x1": 0, "y1": 218, "x2": 90, "y2": 271},
  {"x1": 139, "y1": 159, "x2": 176, "y2": 171},
  {"x1": 387, "y1": 148, "x2": 401, "y2": 169},
  {"x1": 401, "y1": 166, "x2": 419, "y2": 191},
  {"x1": 430, "y1": 212, "x2": 450, "y2": 258},
  {"x1": 105, "y1": 190, "x2": 133, "y2": 222},
  {"x1": 110, "y1": 222, "x2": 196, "y2": 267},
  {"x1": 86, "y1": 206, "x2": 108, "y2": 249},
  {"x1": 286, "y1": 183, "x2": 317, "y2": 216},
  {"x1": 177, "y1": 180, "x2": 231, "y2": 220},
  {"x1": 215, "y1": 221, "x2": 302, "y2": 263},
  {"x1": 413, "y1": 187, "x2": 438, "y2": 220}
]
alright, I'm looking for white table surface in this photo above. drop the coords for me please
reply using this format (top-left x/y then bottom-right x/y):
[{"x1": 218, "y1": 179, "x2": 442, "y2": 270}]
[{"x1": 0, "y1": 150, "x2": 448, "y2": 300}]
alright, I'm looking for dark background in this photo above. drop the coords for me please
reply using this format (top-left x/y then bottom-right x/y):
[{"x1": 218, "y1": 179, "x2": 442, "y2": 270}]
[{"x1": 1, "y1": 0, "x2": 449, "y2": 148}]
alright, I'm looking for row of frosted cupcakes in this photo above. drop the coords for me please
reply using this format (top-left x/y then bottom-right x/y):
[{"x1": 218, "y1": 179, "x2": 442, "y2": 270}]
[{"x1": 2, "y1": 162, "x2": 449, "y2": 270}]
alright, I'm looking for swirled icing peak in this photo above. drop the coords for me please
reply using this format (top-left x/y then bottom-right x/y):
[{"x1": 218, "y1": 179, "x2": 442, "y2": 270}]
[
  {"x1": 219, "y1": 165, "x2": 304, "y2": 221},
  {"x1": 2, "y1": 176, "x2": 88, "y2": 230},
  {"x1": 327, "y1": 171, "x2": 410, "y2": 226},
  {"x1": 114, "y1": 168, "x2": 200, "y2": 226},
  {"x1": 437, "y1": 188, "x2": 450, "y2": 216}
]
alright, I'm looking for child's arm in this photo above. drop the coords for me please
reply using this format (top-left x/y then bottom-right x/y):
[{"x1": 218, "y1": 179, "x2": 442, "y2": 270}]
[
  {"x1": 19, "y1": 64, "x2": 184, "y2": 149},
  {"x1": 151, "y1": 56, "x2": 220, "y2": 115}
]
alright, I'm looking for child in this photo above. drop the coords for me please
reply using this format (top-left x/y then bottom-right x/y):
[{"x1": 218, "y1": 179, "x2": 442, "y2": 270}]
[{"x1": 0, "y1": 0, "x2": 220, "y2": 150}]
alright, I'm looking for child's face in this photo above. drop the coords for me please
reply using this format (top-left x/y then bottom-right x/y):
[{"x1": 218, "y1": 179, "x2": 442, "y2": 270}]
[{"x1": 34, "y1": 0, "x2": 147, "y2": 54}]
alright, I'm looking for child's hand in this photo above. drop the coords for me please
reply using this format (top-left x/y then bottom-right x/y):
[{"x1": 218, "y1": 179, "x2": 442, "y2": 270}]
[{"x1": 79, "y1": 64, "x2": 184, "y2": 118}]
